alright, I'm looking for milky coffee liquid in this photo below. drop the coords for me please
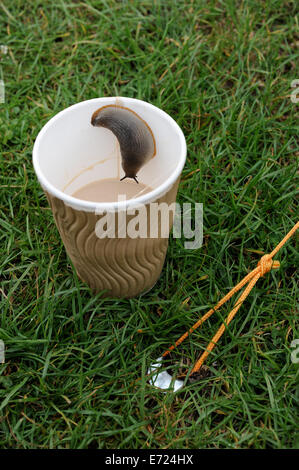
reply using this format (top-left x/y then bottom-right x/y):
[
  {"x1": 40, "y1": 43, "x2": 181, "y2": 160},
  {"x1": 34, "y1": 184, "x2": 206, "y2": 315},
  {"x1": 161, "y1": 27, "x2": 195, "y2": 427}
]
[{"x1": 72, "y1": 178, "x2": 152, "y2": 202}]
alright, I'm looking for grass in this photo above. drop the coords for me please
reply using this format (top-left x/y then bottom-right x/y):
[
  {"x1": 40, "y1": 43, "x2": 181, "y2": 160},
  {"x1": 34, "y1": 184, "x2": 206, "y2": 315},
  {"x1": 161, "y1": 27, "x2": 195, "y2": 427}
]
[{"x1": 0, "y1": 0, "x2": 298, "y2": 449}]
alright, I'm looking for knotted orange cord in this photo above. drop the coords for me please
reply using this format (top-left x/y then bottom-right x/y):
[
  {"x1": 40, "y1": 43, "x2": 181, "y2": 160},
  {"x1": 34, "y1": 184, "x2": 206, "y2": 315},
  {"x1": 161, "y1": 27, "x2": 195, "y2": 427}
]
[{"x1": 162, "y1": 220, "x2": 299, "y2": 375}]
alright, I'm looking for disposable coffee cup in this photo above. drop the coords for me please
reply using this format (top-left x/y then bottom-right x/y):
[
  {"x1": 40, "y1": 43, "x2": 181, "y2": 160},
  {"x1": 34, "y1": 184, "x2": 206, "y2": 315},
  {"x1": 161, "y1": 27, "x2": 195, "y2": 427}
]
[{"x1": 33, "y1": 97, "x2": 186, "y2": 298}]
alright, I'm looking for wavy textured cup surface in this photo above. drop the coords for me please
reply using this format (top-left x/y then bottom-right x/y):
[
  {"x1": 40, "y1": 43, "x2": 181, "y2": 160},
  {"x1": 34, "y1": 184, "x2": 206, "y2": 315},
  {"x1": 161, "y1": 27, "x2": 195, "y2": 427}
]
[{"x1": 33, "y1": 97, "x2": 186, "y2": 298}]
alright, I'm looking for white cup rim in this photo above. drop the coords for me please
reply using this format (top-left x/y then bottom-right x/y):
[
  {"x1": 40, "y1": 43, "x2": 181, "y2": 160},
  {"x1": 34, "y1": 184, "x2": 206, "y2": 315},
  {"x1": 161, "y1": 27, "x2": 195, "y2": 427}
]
[{"x1": 32, "y1": 97, "x2": 187, "y2": 212}]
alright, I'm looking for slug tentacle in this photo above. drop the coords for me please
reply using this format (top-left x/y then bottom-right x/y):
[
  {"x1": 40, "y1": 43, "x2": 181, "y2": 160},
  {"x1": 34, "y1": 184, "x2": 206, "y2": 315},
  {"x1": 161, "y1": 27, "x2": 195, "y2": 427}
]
[
  {"x1": 120, "y1": 175, "x2": 139, "y2": 184},
  {"x1": 91, "y1": 105, "x2": 156, "y2": 182}
]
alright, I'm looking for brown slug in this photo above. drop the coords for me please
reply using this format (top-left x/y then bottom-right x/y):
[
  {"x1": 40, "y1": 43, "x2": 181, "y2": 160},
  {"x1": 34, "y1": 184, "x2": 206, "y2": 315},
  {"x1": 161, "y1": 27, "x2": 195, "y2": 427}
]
[{"x1": 91, "y1": 105, "x2": 156, "y2": 183}]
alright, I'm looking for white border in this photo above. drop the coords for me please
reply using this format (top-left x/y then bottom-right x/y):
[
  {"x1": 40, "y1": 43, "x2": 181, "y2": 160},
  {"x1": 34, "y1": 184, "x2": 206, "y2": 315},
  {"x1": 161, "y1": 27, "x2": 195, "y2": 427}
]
[{"x1": 32, "y1": 97, "x2": 187, "y2": 212}]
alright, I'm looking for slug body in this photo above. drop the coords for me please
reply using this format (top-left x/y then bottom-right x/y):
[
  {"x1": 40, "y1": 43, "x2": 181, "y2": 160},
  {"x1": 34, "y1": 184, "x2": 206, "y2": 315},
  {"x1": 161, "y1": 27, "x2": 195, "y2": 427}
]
[{"x1": 91, "y1": 105, "x2": 156, "y2": 182}]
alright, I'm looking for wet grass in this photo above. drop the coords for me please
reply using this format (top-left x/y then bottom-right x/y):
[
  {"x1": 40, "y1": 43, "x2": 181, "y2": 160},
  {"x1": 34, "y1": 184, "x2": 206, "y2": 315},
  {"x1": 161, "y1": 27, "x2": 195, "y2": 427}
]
[{"x1": 0, "y1": 0, "x2": 298, "y2": 449}]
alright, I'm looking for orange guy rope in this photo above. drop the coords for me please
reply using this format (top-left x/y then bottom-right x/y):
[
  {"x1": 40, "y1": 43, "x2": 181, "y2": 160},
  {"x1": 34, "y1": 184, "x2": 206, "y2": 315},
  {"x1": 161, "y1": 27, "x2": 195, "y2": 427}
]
[{"x1": 162, "y1": 220, "x2": 299, "y2": 376}]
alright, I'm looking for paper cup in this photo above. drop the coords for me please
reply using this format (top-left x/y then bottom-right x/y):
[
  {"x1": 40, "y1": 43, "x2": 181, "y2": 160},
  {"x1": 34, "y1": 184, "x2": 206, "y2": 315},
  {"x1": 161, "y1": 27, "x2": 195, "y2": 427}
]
[{"x1": 33, "y1": 97, "x2": 186, "y2": 298}]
